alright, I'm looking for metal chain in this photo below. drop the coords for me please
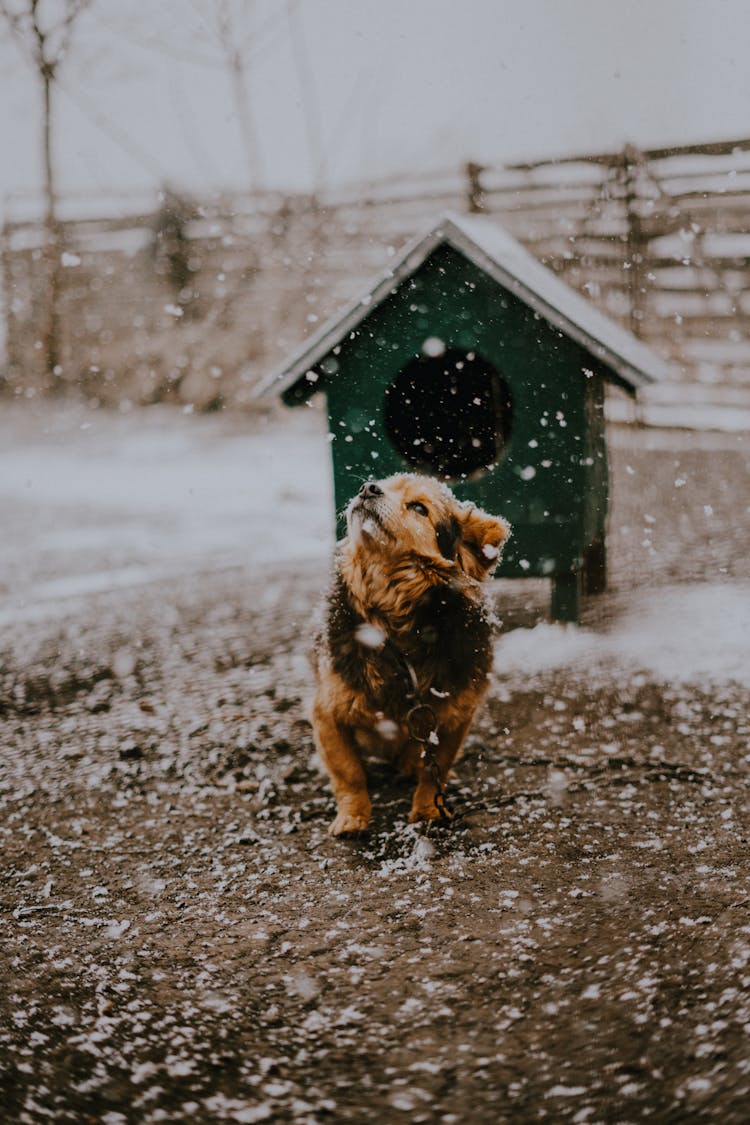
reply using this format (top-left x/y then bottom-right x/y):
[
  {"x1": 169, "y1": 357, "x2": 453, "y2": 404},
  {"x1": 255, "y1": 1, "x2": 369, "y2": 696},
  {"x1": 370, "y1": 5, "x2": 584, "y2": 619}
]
[
  {"x1": 369, "y1": 630, "x2": 454, "y2": 822},
  {"x1": 406, "y1": 703, "x2": 452, "y2": 822}
]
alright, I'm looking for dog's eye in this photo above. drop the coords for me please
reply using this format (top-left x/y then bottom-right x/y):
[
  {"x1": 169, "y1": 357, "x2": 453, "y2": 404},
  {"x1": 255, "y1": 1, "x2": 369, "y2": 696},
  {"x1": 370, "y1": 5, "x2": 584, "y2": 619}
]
[{"x1": 406, "y1": 501, "x2": 429, "y2": 517}]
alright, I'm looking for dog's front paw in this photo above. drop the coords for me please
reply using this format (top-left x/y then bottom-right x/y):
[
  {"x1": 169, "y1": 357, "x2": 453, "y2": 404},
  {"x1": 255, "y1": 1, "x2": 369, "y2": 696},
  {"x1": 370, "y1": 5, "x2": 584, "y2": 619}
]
[
  {"x1": 409, "y1": 801, "x2": 453, "y2": 824},
  {"x1": 329, "y1": 810, "x2": 370, "y2": 837}
]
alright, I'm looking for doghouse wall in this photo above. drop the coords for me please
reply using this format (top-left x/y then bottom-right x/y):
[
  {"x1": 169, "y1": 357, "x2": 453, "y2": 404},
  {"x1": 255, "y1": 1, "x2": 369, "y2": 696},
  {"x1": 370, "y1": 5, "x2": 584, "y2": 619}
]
[{"x1": 322, "y1": 245, "x2": 606, "y2": 578}]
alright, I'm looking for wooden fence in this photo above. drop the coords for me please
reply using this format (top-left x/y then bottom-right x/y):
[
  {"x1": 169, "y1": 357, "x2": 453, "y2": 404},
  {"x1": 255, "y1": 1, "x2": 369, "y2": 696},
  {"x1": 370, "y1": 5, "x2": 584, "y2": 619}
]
[
  {"x1": 476, "y1": 138, "x2": 750, "y2": 387},
  {"x1": 3, "y1": 136, "x2": 750, "y2": 408}
]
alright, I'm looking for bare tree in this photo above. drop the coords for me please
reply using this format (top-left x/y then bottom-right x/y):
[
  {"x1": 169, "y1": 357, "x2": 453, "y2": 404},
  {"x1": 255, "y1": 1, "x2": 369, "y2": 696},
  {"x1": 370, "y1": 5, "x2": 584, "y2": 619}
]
[
  {"x1": 100, "y1": 1, "x2": 288, "y2": 197},
  {"x1": 285, "y1": 0, "x2": 326, "y2": 192},
  {"x1": 213, "y1": 0, "x2": 264, "y2": 195},
  {"x1": 0, "y1": 0, "x2": 92, "y2": 382}
]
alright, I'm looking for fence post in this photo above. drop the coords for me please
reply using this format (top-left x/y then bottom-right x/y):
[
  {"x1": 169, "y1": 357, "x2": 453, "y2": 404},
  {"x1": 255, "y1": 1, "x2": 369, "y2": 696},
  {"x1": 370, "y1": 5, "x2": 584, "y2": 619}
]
[
  {"x1": 465, "y1": 162, "x2": 485, "y2": 213},
  {"x1": 0, "y1": 219, "x2": 19, "y2": 386},
  {"x1": 622, "y1": 144, "x2": 646, "y2": 339}
]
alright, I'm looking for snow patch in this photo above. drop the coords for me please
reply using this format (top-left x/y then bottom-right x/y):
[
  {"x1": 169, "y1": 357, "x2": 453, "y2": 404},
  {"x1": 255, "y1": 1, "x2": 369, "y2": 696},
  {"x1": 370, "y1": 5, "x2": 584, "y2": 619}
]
[
  {"x1": 494, "y1": 584, "x2": 750, "y2": 686},
  {"x1": 0, "y1": 408, "x2": 331, "y2": 621}
]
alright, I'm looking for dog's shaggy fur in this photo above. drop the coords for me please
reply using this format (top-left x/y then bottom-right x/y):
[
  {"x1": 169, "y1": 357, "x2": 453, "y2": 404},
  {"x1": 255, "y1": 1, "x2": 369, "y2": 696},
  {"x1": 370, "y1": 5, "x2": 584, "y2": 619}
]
[{"x1": 312, "y1": 474, "x2": 510, "y2": 836}]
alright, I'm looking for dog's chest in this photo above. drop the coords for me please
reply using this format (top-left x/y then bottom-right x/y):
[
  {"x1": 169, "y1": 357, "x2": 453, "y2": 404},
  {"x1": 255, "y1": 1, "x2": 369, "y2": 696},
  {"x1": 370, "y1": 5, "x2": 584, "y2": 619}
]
[{"x1": 325, "y1": 573, "x2": 491, "y2": 712}]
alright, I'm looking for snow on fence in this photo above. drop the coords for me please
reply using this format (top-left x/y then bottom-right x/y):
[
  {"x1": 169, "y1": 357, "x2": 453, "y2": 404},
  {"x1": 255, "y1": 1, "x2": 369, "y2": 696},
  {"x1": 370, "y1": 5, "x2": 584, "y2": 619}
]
[{"x1": 2, "y1": 137, "x2": 750, "y2": 409}]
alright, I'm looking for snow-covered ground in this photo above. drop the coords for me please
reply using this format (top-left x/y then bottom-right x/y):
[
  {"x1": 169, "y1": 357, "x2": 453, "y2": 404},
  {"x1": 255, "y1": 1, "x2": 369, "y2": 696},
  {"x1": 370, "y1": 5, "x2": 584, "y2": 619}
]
[
  {"x1": 494, "y1": 583, "x2": 750, "y2": 688},
  {"x1": 0, "y1": 403, "x2": 333, "y2": 623},
  {"x1": 1, "y1": 400, "x2": 748, "y2": 687},
  {"x1": 1, "y1": 400, "x2": 749, "y2": 1124}
]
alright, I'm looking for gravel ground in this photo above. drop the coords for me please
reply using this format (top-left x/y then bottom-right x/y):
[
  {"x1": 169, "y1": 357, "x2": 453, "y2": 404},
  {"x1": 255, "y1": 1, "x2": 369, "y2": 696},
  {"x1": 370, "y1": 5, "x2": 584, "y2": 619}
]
[{"x1": 1, "y1": 411, "x2": 750, "y2": 1123}]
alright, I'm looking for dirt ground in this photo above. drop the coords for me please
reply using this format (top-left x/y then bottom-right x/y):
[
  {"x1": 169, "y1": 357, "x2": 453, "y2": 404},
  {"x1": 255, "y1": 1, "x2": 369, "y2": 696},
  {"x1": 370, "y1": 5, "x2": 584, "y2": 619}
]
[{"x1": 1, "y1": 417, "x2": 750, "y2": 1123}]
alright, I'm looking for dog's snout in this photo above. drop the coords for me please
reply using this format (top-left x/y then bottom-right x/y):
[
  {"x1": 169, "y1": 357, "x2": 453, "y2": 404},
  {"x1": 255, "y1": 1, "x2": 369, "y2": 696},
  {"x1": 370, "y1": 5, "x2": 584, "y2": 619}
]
[{"x1": 359, "y1": 481, "x2": 383, "y2": 500}]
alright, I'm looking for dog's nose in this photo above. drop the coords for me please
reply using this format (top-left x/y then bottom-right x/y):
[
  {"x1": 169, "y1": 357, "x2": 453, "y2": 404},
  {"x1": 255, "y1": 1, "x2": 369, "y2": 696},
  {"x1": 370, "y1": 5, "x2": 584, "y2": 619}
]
[{"x1": 359, "y1": 481, "x2": 383, "y2": 499}]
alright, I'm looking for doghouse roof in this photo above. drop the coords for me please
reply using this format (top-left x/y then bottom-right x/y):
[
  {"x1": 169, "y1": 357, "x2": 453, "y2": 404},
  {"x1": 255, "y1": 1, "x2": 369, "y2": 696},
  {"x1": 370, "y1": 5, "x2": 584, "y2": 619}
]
[{"x1": 258, "y1": 212, "x2": 671, "y2": 402}]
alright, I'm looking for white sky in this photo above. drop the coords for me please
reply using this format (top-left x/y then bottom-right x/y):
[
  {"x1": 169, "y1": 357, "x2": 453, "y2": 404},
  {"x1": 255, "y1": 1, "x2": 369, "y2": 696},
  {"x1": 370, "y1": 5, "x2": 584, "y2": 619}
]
[{"x1": 1, "y1": 0, "x2": 749, "y2": 219}]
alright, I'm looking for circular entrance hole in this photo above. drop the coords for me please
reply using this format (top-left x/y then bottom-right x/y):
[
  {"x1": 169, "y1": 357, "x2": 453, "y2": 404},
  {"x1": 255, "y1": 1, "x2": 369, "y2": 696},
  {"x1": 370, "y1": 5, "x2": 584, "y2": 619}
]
[{"x1": 383, "y1": 348, "x2": 512, "y2": 480}]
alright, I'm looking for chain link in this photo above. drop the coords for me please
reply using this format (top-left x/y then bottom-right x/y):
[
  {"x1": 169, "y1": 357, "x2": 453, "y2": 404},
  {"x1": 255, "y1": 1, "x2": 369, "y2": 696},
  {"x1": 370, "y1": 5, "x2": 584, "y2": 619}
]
[
  {"x1": 375, "y1": 633, "x2": 454, "y2": 823},
  {"x1": 406, "y1": 703, "x2": 452, "y2": 822}
]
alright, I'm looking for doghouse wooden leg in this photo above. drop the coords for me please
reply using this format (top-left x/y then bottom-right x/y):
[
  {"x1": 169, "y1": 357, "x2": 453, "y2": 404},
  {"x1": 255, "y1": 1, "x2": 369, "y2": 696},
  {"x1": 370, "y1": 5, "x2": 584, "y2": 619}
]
[
  {"x1": 551, "y1": 570, "x2": 581, "y2": 623},
  {"x1": 582, "y1": 537, "x2": 607, "y2": 596},
  {"x1": 312, "y1": 706, "x2": 372, "y2": 836}
]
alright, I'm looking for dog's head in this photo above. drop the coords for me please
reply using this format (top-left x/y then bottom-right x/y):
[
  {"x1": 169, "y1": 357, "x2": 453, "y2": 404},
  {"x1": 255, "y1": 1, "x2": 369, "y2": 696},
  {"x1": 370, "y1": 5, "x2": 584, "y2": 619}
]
[{"x1": 345, "y1": 473, "x2": 510, "y2": 583}]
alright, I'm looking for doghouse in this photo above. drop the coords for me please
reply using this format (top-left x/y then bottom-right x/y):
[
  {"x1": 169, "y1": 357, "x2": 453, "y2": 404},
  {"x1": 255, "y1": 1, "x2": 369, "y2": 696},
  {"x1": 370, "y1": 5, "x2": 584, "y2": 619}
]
[{"x1": 260, "y1": 213, "x2": 669, "y2": 622}]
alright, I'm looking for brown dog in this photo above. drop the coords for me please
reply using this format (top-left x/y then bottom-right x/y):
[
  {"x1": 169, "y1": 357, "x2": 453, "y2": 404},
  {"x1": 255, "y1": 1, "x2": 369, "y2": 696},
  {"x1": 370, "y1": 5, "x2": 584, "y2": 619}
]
[{"x1": 312, "y1": 473, "x2": 510, "y2": 836}]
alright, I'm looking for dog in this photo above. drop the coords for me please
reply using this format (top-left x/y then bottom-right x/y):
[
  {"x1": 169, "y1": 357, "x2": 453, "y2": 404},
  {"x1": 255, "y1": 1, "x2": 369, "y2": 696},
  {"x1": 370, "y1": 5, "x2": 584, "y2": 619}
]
[{"x1": 311, "y1": 473, "x2": 510, "y2": 836}]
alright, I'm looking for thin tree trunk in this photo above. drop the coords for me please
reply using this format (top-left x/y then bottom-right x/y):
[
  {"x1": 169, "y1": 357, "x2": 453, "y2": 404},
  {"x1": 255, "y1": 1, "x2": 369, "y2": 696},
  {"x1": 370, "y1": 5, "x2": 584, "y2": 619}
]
[
  {"x1": 41, "y1": 67, "x2": 62, "y2": 385},
  {"x1": 42, "y1": 67, "x2": 55, "y2": 227},
  {"x1": 229, "y1": 54, "x2": 263, "y2": 196}
]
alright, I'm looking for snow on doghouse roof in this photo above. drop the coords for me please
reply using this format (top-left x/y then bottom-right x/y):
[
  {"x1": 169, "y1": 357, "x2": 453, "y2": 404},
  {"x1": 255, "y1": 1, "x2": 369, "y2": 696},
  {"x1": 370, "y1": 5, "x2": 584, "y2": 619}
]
[{"x1": 258, "y1": 212, "x2": 671, "y2": 401}]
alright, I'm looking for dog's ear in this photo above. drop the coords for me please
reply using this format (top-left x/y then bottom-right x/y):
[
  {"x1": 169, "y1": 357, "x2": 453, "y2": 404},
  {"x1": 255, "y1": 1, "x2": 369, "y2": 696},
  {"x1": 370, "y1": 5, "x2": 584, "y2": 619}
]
[
  {"x1": 435, "y1": 515, "x2": 460, "y2": 561},
  {"x1": 455, "y1": 503, "x2": 510, "y2": 581}
]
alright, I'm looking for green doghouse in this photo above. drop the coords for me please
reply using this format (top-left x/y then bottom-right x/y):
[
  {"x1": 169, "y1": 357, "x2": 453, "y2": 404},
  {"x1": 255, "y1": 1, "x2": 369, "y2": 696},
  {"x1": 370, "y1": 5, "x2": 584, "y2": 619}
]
[{"x1": 260, "y1": 213, "x2": 669, "y2": 622}]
